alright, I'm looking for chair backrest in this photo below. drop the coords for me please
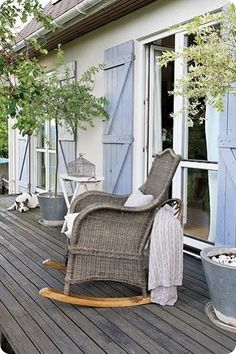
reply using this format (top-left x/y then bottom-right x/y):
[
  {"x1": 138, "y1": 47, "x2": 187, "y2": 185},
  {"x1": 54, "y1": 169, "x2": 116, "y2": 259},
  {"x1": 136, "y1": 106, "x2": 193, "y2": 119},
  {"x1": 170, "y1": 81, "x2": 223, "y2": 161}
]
[{"x1": 139, "y1": 149, "x2": 181, "y2": 202}]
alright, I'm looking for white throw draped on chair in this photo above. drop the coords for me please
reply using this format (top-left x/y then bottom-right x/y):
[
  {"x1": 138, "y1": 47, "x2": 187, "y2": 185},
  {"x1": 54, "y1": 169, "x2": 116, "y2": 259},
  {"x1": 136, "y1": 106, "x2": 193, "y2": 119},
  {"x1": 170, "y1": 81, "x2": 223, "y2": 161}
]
[{"x1": 148, "y1": 204, "x2": 183, "y2": 305}]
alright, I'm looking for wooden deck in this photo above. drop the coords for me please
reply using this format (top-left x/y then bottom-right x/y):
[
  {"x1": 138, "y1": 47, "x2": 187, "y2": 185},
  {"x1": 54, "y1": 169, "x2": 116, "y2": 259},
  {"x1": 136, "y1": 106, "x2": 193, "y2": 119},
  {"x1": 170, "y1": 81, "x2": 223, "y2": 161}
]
[{"x1": 0, "y1": 195, "x2": 235, "y2": 354}]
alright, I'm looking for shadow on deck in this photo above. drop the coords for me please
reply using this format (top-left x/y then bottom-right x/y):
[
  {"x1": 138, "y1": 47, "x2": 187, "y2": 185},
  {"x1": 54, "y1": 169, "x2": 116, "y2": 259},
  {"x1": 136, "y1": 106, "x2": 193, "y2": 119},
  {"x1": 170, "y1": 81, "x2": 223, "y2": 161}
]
[{"x1": 0, "y1": 195, "x2": 235, "y2": 354}]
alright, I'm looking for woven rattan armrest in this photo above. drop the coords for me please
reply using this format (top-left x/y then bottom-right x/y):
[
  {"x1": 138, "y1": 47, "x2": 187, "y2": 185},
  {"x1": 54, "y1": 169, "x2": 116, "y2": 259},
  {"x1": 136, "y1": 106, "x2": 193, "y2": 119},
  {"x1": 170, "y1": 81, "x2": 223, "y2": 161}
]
[
  {"x1": 69, "y1": 202, "x2": 156, "y2": 249},
  {"x1": 70, "y1": 190, "x2": 129, "y2": 213}
]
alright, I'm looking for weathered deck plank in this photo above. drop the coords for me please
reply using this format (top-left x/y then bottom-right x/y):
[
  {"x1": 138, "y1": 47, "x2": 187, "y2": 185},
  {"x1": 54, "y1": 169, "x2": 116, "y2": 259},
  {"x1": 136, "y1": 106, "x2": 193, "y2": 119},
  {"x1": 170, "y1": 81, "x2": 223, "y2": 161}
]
[{"x1": 0, "y1": 195, "x2": 235, "y2": 354}]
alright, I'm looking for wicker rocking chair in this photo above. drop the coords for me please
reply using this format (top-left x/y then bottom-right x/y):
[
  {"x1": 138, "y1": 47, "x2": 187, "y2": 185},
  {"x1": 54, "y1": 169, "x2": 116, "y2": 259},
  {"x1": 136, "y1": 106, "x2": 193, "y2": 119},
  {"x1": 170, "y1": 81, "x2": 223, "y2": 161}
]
[{"x1": 40, "y1": 149, "x2": 182, "y2": 307}]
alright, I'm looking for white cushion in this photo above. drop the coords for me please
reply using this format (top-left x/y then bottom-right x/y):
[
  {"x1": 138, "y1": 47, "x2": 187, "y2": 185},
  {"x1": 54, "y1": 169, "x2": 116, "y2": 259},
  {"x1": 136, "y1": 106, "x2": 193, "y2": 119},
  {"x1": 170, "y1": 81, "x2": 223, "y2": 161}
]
[
  {"x1": 64, "y1": 212, "x2": 80, "y2": 238},
  {"x1": 124, "y1": 189, "x2": 153, "y2": 207}
]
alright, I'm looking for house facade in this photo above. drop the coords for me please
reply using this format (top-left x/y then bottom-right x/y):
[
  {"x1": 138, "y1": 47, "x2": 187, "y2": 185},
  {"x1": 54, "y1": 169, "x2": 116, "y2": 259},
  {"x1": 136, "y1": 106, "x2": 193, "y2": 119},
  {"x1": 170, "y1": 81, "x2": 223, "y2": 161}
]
[{"x1": 9, "y1": 0, "x2": 234, "y2": 252}]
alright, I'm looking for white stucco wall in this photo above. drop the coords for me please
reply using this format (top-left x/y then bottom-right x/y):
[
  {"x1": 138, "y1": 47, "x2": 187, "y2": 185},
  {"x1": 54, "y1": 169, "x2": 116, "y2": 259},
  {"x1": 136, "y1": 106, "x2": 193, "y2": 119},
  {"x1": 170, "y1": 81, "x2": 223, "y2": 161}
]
[{"x1": 26, "y1": 0, "x2": 228, "y2": 191}]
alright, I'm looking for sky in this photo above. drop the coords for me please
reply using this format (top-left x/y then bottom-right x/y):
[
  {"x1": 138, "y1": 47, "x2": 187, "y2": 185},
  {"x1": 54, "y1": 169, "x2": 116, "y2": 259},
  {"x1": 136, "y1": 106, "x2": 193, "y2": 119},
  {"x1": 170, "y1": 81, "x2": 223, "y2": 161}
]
[
  {"x1": 40, "y1": 0, "x2": 50, "y2": 6},
  {"x1": 0, "y1": 0, "x2": 50, "y2": 33}
]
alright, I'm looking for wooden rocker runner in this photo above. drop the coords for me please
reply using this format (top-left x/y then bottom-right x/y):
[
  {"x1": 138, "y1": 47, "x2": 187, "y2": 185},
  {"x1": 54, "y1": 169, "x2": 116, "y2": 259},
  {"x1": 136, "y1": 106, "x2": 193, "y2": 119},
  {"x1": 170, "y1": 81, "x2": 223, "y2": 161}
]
[
  {"x1": 39, "y1": 288, "x2": 151, "y2": 307},
  {"x1": 40, "y1": 259, "x2": 151, "y2": 307},
  {"x1": 39, "y1": 149, "x2": 182, "y2": 307}
]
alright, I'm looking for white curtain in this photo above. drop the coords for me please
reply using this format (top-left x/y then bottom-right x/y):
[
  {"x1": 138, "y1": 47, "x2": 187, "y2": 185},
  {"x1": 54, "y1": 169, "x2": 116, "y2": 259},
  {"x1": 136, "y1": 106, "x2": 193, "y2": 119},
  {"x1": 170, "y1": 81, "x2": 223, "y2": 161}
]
[
  {"x1": 205, "y1": 105, "x2": 220, "y2": 243},
  {"x1": 153, "y1": 52, "x2": 162, "y2": 154}
]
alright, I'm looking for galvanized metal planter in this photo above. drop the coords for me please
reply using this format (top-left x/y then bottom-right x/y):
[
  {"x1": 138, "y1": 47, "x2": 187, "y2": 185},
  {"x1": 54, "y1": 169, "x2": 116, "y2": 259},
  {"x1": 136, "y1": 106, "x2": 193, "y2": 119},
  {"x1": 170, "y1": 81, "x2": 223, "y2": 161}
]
[
  {"x1": 201, "y1": 246, "x2": 236, "y2": 331},
  {"x1": 38, "y1": 193, "x2": 67, "y2": 227}
]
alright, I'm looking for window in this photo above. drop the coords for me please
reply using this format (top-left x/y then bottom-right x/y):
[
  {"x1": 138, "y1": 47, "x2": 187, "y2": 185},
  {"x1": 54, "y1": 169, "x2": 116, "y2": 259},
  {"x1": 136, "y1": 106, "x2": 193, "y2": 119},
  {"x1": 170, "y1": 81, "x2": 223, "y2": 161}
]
[{"x1": 36, "y1": 121, "x2": 56, "y2": 192}]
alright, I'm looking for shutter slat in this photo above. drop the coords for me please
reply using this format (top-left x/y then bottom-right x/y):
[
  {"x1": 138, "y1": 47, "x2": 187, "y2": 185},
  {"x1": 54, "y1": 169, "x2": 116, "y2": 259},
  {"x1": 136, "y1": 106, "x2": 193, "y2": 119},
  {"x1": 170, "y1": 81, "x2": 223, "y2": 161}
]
[
  {"x1": 218, "y1": 136, "x2": 236, "y2": 148},
  {"x1": 103, "y1": 40, "x2": 134, "y2": 194},
  {"x1": 103, "y1": 135, "x2": 133, "y2": 144}
]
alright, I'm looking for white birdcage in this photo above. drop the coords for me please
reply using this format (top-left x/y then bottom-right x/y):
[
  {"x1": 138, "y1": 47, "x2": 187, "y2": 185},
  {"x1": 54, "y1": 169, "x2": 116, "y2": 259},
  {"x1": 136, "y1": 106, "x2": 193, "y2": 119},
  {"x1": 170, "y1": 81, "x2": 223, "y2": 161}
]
[{"x1": 67, "y1": 154, "x2": 95, "y2": 177}]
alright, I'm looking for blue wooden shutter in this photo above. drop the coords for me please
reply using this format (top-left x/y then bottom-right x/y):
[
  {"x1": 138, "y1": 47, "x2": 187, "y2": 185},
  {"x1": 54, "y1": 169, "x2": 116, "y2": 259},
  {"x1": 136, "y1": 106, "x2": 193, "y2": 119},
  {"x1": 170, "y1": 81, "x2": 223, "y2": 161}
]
[
  {"x1": 103, "y1": 40, "x2": 134, "y2": 194},
  {"x1": 216, "y1": 89, "x2": 236, "y2": 245},
  {"x1": 18, "y1": 135, "x2": 30, "y2": 192}
]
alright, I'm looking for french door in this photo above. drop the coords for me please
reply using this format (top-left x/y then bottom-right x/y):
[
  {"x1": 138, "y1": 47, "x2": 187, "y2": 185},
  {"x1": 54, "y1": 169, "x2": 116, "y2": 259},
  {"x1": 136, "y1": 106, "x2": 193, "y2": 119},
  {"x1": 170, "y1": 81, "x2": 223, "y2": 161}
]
[{"x1": 147, "y1": 33, "x2": 219, "y2": 248}]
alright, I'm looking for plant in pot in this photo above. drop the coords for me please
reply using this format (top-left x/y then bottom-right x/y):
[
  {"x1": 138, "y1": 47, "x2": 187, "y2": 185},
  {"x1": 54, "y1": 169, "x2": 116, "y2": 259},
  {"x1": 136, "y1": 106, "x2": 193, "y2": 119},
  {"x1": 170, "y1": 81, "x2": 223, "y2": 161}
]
[
  {"x1": 34, "y1": 55, "x2": 109, "y2": 226},
  {"x1": 160, "y1": 4, "x2": 236, "y2": 331}
]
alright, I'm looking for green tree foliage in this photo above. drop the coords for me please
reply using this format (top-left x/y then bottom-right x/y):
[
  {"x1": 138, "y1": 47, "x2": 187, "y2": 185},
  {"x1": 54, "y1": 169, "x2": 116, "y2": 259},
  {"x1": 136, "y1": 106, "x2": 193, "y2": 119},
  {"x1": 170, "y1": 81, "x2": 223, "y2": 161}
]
[
  {"x1": 32, "y1": 54, "x2": 109, "y2": 196},
  {"x1": 41, "y1": 63, "x2": 109, "y2": 136},
  {"x1": 0, "y1": 118, "x2": 8, "y2": 157},
  {"x1": 160, "y1": 4, "x2": 236, "y2": 124},
  {"x1": 0, "y1": 0, "x2": 55, "y2": 152},
  {"x1": 0, "y1": 1, "x2": 109, "y2": 195}
]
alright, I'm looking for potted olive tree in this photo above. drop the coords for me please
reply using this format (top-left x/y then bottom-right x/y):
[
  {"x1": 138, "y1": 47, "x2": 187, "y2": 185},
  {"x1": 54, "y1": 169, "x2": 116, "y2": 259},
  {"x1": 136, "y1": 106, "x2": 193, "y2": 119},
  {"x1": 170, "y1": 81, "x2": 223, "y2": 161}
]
[
  {"x1": 160, "y1": 4, "x2": 236, "y2": 331},
  {"x1": 34, "y1": 56, "x2": 109, "y2": 225},
  {"x1": 0, "y1": 1, "x2": 105, "y2": 226}
]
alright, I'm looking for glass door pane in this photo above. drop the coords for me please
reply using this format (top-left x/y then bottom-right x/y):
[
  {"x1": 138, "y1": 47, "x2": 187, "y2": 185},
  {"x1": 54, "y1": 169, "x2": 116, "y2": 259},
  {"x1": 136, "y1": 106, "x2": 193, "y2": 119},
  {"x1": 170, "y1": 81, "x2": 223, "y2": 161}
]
[
  {"x1": 49, "y1": 153, "x2": 56, "y2": 192},
  {"x1": 151, "y1": 48, "x2": 174, "y2": 156},
  {"x1": 49, "y1": 121, "x2": 56, "y2": 150},
  {"x1": 182, "y1": 72, "x2": 220, "y2": 244},
  {"x1": 37, "y1": 152, "x2": 46, "y2": 189},
  {"x1": 35, "y1": 122, "x2": 56, "y2": 192},
  {"x1": 37, "y1": 126, "x2": 45, "y2": 148},
  {"x1": 184, "y1": 168, "x2": 218, "y2": 242}
]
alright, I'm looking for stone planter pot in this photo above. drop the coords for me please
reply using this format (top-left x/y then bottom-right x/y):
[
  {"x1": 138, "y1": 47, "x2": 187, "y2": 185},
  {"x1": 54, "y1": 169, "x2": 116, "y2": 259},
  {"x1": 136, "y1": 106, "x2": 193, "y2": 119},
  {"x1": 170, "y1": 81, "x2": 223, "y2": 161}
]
[
  {"x1": 201, "y1": 246, "x2": 236, "y2": 329},
  {"x1": 38, "y1": 192, "x2": 67, "y2": 227}
]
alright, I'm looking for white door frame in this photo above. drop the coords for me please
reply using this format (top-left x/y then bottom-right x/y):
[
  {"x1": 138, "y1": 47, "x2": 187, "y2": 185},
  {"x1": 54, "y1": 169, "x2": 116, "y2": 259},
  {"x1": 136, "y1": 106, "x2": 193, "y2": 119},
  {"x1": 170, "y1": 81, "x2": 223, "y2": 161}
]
[{"x1": 135, "y1": 29, "x2": 218, "y2": 250}]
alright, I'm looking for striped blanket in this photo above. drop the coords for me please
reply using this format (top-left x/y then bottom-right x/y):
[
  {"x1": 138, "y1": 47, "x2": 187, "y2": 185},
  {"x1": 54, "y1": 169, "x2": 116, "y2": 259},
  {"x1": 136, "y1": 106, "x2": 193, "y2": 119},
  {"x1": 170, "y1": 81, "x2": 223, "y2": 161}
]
[{"x1": 148, "y1": 204, "x2": 183, "y2": 305}]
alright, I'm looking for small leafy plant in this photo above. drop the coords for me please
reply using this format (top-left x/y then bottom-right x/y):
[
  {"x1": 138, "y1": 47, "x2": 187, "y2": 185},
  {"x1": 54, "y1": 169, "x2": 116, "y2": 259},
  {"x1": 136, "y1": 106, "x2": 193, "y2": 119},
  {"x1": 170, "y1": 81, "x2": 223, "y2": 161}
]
[
  {"x1": 0, "y1": 119, "x2": 8, "y2": 157},
  {"x1": 159, "y1": 4, "x2": 236, "y2": 124},
  {"x1": 0, "y1": 0, "x2": 55, "y2": 156},
  {"x1": 32, "y1": 53, "x2": 109, "y2": 196}
]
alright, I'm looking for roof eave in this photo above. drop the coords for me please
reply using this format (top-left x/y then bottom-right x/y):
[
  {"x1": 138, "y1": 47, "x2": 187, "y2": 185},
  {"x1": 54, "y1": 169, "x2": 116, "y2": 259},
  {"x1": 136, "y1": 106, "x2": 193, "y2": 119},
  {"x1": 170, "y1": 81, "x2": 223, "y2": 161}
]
[{"x1": 14, "y1": 0, "x2": 116, "y2": 51}]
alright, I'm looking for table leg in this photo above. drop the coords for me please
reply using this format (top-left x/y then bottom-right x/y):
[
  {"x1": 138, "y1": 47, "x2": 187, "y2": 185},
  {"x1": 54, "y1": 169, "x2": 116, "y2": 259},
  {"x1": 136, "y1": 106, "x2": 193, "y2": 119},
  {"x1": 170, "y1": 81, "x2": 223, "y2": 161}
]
[{"x1": 60, "y1": 177, "x2": 70, "y2": 209}]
